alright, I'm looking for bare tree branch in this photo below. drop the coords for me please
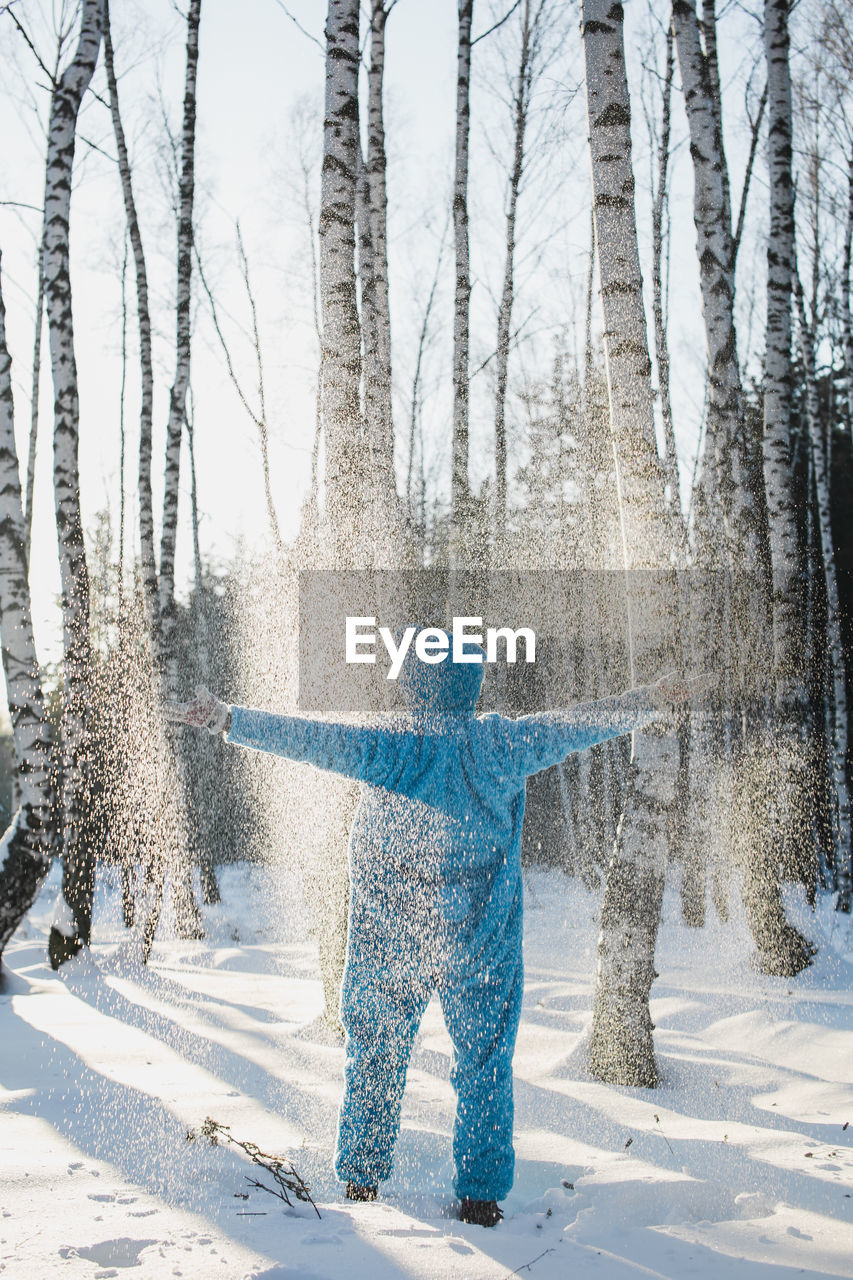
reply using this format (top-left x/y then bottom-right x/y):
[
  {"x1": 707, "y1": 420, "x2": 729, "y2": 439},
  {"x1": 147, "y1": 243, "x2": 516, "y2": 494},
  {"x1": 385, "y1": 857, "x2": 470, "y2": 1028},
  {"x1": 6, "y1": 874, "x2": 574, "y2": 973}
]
[
  {"x1": 0, "y1": 4, "x2": 56, "y2": 85},
  {"x1": 733, "y1": 82, "x2": 767, "y2": 268},
  {"x1": 472, "y1": 0, "x2": 522, "y2": 45},
  {"x1": 271, "y1": 0, "x2": 324, "y2": 51}
]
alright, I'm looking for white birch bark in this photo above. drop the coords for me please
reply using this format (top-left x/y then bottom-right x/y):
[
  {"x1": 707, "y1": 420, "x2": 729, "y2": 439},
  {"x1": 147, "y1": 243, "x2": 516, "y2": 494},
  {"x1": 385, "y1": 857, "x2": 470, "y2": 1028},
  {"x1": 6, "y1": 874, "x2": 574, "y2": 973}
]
[
  {"x1": 43, "y1": 0, "x2": 102, "y2": 962},
  {"x1": 650, "y1": 24, "x2": 680, "y2": 536},
  {"x1": 355, "y1": 143, "x2": 386, "y2": 498},
  {"x1": 672, "y1": 0, "x2": 799, "y2": 962},
  {"x1": 842, "y1": 142, "x2": 853, "y2": 436},
  {"x1": 762, "y1": 0, "x2": 803, "y2": 704},
  {"x1": 756, "y1": 0, "x2": 813, "y2": 972},
  {"x1": 313, "y1": 0, "x2": 367, "y2": 1029},
  {"x1": 795, "y1": 277, "x2": 852, "y2": 912},
  {"x1": 365, "y1": 0, "x2": 395, "y2": 493},
  {"x1": 320, "y1": 0, "x2": 366, "y2": 557},
  {"x1": 184, "y1": 398, "x2": 220, "y2": 908},
  {"x1": 159, "y1": 0, "x2": 201, "y2": 696},
  {"x1": 103, "y1": 0, "x2": 159, "y2": 664},
  {"x1": 133, "y1": 0, "x2": 204, "y2": 950},
  {"x1": 671, "y1": 0, "x2": 764, "y2": 568},
  {"x1": 0, "y1": 258, "x2": 56, "y2": 963},
  {"x1": 581, "y1": 0, "x2": 679, "y2": 1087},
  {"x1": 699, "y1": 0, "x2": 731, "y2": 222},
  {"x1": 494, "y1": 0, "x2": 543, "y2": 547},
  {"x1": 23, "y1": 239, "x2": 44, "y2": 562},
  {"x1": 451, "y1": 0, "x2": 474, "y2": 564}
]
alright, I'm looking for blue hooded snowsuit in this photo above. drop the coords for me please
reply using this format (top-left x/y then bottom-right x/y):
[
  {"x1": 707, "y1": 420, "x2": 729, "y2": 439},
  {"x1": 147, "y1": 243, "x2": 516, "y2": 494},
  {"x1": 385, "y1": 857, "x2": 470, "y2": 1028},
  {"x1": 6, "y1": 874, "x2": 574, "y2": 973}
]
[{"x1": 226, "y1": 649, "x2": 660, "y2": 1202}]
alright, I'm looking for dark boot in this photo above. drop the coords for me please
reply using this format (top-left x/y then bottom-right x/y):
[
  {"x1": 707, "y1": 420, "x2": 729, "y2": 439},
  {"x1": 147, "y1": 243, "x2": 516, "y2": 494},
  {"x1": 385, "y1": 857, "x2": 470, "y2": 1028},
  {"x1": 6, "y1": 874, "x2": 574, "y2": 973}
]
[
  {"x1": 346, "y1": 1182, "x2": 378, "y2": 1202},
  {"x1": 459, "y1": 1198, "x2": 503, "y2": 1227}
]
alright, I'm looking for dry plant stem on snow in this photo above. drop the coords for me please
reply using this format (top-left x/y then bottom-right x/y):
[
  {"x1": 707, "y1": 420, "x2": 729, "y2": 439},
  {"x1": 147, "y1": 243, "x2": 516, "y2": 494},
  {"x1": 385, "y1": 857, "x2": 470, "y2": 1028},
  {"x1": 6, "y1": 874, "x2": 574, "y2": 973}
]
[{"x1": 191, "y1": 1118, "x2": 320, "y2": 1218}]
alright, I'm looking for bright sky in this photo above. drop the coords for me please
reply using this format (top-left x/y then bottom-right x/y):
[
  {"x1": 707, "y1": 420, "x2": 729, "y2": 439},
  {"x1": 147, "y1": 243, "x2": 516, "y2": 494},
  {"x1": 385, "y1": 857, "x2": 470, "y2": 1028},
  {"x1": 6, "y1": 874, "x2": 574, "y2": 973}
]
[{"x1": 0, "y1": 0, "x2": 780, "y2": 682}]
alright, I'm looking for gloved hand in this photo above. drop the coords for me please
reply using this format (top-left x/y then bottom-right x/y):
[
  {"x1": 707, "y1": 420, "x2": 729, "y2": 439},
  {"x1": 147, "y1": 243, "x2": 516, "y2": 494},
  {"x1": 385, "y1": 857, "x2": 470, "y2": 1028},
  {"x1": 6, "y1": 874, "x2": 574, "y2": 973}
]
[
  {"x1": 164, "y1": 685, "x2": 231, "y2": 734},
  {"x1": 651, "y1": 671, "x2": 715, "y2": 709}
]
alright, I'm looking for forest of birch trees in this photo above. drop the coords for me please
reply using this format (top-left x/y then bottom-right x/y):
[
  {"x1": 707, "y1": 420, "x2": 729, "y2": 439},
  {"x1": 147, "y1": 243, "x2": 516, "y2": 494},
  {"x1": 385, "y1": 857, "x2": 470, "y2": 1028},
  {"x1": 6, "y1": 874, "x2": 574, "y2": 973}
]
[{"x1": 0, "y1": 0, "x2": 852, "y2": 1086}]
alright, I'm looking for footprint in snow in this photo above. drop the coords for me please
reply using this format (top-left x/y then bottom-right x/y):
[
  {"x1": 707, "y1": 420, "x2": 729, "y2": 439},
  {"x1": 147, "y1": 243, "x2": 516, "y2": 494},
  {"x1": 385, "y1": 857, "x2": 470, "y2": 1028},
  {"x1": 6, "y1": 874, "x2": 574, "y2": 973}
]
[{"x1": 59, "y1": 1238, "x2": 159, "y2": 1269}]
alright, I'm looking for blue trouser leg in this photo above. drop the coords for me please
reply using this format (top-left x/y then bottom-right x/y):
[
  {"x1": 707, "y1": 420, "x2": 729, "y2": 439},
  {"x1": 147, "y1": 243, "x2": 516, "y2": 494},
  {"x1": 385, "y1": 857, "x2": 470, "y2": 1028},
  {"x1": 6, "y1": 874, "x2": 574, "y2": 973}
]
[
  {"x1": 438, "y1": 943, "x2": 523, "y2": 1202},
  {"x1": 335, "y1": 941, "x2": 432, "y2": 1187}
]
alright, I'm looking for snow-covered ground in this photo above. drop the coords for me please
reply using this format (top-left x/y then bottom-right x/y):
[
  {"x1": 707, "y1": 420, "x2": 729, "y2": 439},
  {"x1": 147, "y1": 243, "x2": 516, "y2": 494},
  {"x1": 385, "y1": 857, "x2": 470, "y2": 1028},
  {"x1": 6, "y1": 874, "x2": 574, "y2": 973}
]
[{"x1": 2, "y1": 861, "x2": 852, "y2": 1280}]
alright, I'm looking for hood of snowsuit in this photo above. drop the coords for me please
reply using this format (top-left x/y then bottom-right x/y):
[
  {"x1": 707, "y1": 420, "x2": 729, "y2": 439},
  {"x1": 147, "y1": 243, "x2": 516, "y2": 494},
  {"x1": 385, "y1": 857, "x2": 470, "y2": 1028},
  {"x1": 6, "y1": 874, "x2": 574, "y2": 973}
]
[{"x1": 397, "y1": 629, "x2": 484, "y2": 719}]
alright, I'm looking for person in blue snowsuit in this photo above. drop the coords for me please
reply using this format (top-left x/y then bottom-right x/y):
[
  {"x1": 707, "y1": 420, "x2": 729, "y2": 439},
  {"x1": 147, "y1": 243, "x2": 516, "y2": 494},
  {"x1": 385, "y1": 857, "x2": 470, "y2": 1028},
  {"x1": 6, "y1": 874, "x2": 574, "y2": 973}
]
[{"x1": 169, "y1": 647, "x2": 700, "y2": 1226}]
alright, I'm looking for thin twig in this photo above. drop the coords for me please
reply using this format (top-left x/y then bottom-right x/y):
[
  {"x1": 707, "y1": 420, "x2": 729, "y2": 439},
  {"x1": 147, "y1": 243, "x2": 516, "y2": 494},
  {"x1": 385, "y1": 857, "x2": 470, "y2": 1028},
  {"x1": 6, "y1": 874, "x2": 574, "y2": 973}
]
[
  {"x1": 194, "y1": 244, "x2": 264, "y2": 431},
  {"x1": 502, "y1": 1249, "x2": 556, "y2": 1278},
  {"x1": 79, "y1": 134, "x2": 118, "y2": 163},
  {"x1": 733, "y1": 82, "x2": 767, "y2": 270},
  {"x1": 235, "y1": 219, "x2": 283, "y2": 551},
  {"x1": 469, "y1": 311, "x2": 538, "y2": 379},
  {"x1": 271, "y1": 0, "x2": 323, "y2": 51},
  {"x1": 1, "y1": 4, "x2": 56, "y2": 84},
  {"x1": 472, "y1": 0, "x2": 522, "y2": 45}
]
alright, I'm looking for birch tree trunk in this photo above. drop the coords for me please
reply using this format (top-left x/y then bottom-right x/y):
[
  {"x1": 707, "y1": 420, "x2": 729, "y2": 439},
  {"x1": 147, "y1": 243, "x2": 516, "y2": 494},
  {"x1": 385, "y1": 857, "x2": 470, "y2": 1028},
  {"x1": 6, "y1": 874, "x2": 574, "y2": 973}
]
[
  {"x1": 451, "y1": 0, "x2": 474, "y2": 564},
  {"x1": 843, "y1": 142, "x2": 853, "y2": 436},
  {"x1": 136, "y1": 0, "x2": 205, "y2": 947},
  {"x1": 647, "y1": 28, "x2": 697, "y2": 917},
  {"x1": 364, "y1": 0, "x2": 396, "y2": 508},
  {"x1": 103, "y1": 0, "x2": 158, "y2": 664},
  {"x1": 795, "y1": 277, "x2": 852, "y2": 912},
  {"x1": 0, "y1": 258, "x2": 56, "y2": 965},
  {"x1": 581, "y1": 0, "x2": 679, "y2": 1087},
  {"x1": 313, "y1": 0, "x2": 367, "y2": 1030},
  {"x1": 159, "y1": 0, "x2": 201, "y2": 697},
  {"x1": 763, "y1": 0, "x2": 802, "y2": 704},
  {"x1": 650, "y1": 23, "x2": 680, "y2": 534},
  {"x1": 321, "y1": 0, "x2": 366, "y2": 556},
  {"x1": 23, "y1": 239, "x2": 44, "y2": 562},
  {"x1": 42, "y1": 0, "x2": 102, "y2": 966},
  {"x1": 673, "y1": 0, "x2": 809, "y2": 969},
  {"x1": 355, "y1": 143, "x2": 387, "y2": 505},
  {"x1": 699, "y1": 0, "x2": 731, "y2": 222},
  {"x1": 759, "y1": 0, "x2": 813, "y2": 971},
  {"x1": 671, "y1": 0, "x2": 764, "y2": 567},
  {"x1": 494, "y1": 0, "x2": 542, "y2": 549},
  {"x1": 185, "y1": 397, "x2": 220, "y2": 907}
]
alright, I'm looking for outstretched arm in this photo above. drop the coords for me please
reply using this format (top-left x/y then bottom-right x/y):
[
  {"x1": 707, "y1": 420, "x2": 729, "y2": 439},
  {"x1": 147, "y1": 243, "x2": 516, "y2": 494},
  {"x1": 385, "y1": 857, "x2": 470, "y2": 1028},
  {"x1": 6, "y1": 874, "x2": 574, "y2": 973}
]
[
  {"x1": 507, "y1": 673, "x2": 713, "y2": 778},
  {"x1": 165, "y1": 687, "x2": 407, "y2": 787}
]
